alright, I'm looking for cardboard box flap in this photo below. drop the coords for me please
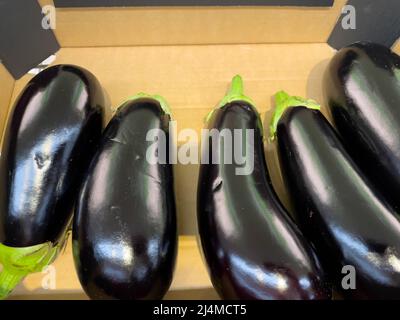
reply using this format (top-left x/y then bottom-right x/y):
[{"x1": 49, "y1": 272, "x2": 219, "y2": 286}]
[
  {"x1": 52, "y1": 0, "x2": 346, "y2": 47},
  {"x1": 0, "y1": 64, "x2": 14, "y2": 136}
]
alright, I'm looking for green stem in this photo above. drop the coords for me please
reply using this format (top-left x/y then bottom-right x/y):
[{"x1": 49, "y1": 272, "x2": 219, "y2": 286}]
[
  {"x1": 205, "y1": 75, "x2": 257, "y2": 124},
  {"x1": 225, "y1": 74, "x2": 243, "y2": 98},
  {"x1": 0, "y1": 270, "x2": 25, "y2": 299},
  {"x1": 274, "y1": 90, "x2": 290, "y2": 107},
  {"x1": 269, "y1": 90, "x2": 321, "y2": 141},
  {"x1": 119, "y1": 93, "x2": 171, "y2": 116},
  {"x1": 217, "y1": 75, "x2": 255, "y2": 108},
  {"x1": 0, "y1": 242, "x2": 60, "y2": 300}
]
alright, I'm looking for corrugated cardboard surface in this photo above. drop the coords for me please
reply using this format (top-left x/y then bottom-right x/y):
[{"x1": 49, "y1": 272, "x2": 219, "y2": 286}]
[
  {"x1": 394, "y1": 39, "x2": 400, "y2": 54},
  {"x1": 44, "y1": 0, "x2": 346, "y2": 47},
  {"x1": 5, "y1": 42, "x2": 334, "y2": 299},
  {"x1": 3, "y1": 0, "x2": 400, "y2": 301}
]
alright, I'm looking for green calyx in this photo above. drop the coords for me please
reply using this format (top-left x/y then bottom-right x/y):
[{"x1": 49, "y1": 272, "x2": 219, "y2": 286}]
[
  {"x1": 205, "y1": 75, "x2": 261, "y2": 131},
  {"x1": 119, "y1": 92, "x2": 171, "y2": 116},
  {"x1": 205, "y1": 75, "x2": 254, "y2": 123},
  {"x1": 0, "y1": 241, "x2": 62, "y2": 299},
  {"x1": 217, "y1": 75, "x2": 255, "y2": 109},
  {"x1": 269, "y1": 90, "x2": 321, "y2": 141}
]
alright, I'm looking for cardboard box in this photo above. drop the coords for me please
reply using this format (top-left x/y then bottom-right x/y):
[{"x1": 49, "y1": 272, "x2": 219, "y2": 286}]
[{"x1": 0, "y1": 0, "x2": 399, "y2": 300}]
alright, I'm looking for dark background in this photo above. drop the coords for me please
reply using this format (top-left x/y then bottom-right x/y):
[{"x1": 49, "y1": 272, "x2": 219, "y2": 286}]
[{"x1": 1, "y1": 0, "x2": 400, "y2": 79}]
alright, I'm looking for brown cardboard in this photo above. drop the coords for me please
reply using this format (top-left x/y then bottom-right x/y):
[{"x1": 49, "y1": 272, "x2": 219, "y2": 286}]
[
  {"x1": 3, "y1": 40, "x2": 334, "y2": 299},
  {"x1": 39, "y1": 0, "x2": 54, "y2": 5},
  {"x1": 10, "y1": 43, "x2": 334, "y2": 117},
  {"x1": 40, "y1": 1, "x2": 346, "y2": 47},
  {"x1": 394, "y1": 39, "x2": 400, "y2": 54},
  {"x1": 2, "y1": 3, "x2": 341, "y2": 299},
  {"x1": 8, "y1": 43, "x2": 335, "y2": 234}
]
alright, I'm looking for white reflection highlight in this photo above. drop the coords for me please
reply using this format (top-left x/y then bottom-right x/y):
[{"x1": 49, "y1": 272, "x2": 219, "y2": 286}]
[
  {"x1": 18, "y1": 91, "x2": 45, "y2": 134},
  {"x1": 272, "y1": 213, "x2": 312, "y2": 264},
  {"x1": 74, "y1": 86, "x2": 89, "y2": 112},
  {"x1": 147, "y1": 238, "x2": 160, "y2": 261},
  {"x1": 333, "y1": 226, "x2": 400, "y2": 285},
  {"x1": 290, "y1": 125, "x2": 331, "y2": 204},
  {"x1": 388, "y1": 253, "x2": 400, "y2": 273},
  {"x1": 230, "y1": 254, "x2": 289, "y2": 297},
  {"x1": 346, "y1": 70, "x2": 399, "y2": 148},
  {"x1": 95, "y1": 240, "x2": 133, "y2": 266},
  {"x1": 88, "y1": 150, "x2": 114, "y2": 213},
  {"x1": 299, "y1": 277, "x2": 311, "y2": 290},
  {"x1": 10, "y1": 125, "x2": 79, "y2": 217},
  {"x1": 213, "y1": 186, "x2": 237, "y2": 239},
  {"x1": 143, "y1": 163, "x2": 163, "y2": 222}
]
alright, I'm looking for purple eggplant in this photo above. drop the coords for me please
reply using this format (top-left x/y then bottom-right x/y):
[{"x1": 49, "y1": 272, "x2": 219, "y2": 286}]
[
  {"x1": 271, "y1": 91, "x2": 400, "y2": 299},
  {"x1": 323, "y1": 42, "x2": 400, "y2": 210},
  {"x1": 0, "y1": 65, "x2": 105, "y2": 299},
  {"x1": 197, "y1": 76, "x2": 331, "y2": 300},
  {"x1": 73, "y1": 94, "x2": 177, "y2": 300}
]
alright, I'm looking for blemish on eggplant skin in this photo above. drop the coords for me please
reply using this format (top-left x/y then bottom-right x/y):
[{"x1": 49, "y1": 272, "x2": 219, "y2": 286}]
[
  {"x1": 34, "y1": 153, "x2": 49, "y2": 169},
  {"x1": 212, "y1": 178, "x2": 223, "y2": 192},
  {"x1": 109, "y1": 137, "x2": 127, "y2": 145},
  {"x1": 143, "y1": 171, "x2": 162, "y2": 185}
]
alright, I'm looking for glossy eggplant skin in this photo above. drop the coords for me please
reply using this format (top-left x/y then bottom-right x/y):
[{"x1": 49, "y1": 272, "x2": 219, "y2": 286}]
[
  {"x1": 324, "y1": 42, "x2": 400, "y2": 210},
  {"x1": 276, "y1": 107, "x2": 400, "y2": 299},
  {"x1": 73, "y1": 98, "x2": 177, "y2": 300},
  {"x1": 0, "y1": 65, "x2": 105, "y2": 247},
  {"x1": 197, "y1": 101, "x2": 331, "y2": 300}
]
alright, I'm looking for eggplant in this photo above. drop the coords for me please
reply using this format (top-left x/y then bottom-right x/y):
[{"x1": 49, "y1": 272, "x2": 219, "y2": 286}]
[
  {"x1": 271, "y1": 91, "x2": 400, "y2": 299},
  {"x1": 197, "y1": 76, "x2": 331, "y2": 300},
  {"x1": 73, "y1": 94, "x2": 177, "y2": 300},
  {"x1": 323, "y1": 42, "x2": 400, "y2": 210},
  {"x1": 0, "y1": 65, "x2": 105, "y2": 299}
]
